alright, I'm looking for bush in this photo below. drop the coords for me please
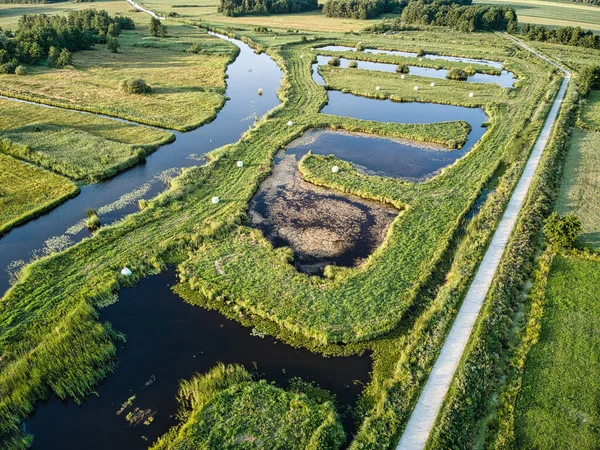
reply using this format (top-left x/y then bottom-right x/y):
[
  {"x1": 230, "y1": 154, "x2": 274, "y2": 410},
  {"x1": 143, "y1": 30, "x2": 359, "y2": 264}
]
[
  {"x1": 149, "y1": 17, "x2": 166, "y2": 37},
  {"x1": 0, "y1": 59, "x2": 18, "y2": 74},
  {"x1": 219, "y1": 0, "x2": 318, "y2": 16},
  {"x1": 15, "y1": 65, "x2": 26, "y2": 75},
  {"x1": 121, "y1": 78, "x2": 151, "y2": 94},
  {"x1": 106, "y1": 37, "x2": 120, "y2": 53},
  {"x1": 416, "y1": 48, "x2": 425, "y2": 57},
  {"x1": 396, "y1": 63, "x2": 409, "y2": 74},
  {"x1": 348, "y1": 60, "x2": 358, "y2": 68},
  {"x1": 464, "y1": 65, "x2": 476, "y2": 76},
  {"x1": 446, "y1": 67, "x2": 468, "y2": 80},
  {"x1": 56, "y1": 48, "x2": 72, "y2": 68},
  {"x1": 543, "y1": 212, "x2": 581, "y2": 249},
  {"x1": 328, "y1": 56, "x2": 340, "y2": 67},
  {"x1": 187, "y1": 43, "x2": 202, "y2": 54},
  {"x1": 86, "y1": 209, "x2": 101, "y2": 231}
]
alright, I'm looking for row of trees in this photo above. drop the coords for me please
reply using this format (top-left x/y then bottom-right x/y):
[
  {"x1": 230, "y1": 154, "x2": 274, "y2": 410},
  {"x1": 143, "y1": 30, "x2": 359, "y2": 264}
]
[
  {"x1": 401, "y1": 0, "x2": 517, "y2": 32},
  {"x1": 322, "y1": 0, "x2": 402, "y2": 20},
  {"x1": 0, "y1": 10, "x2": 133, "y2": 73},
  {"x1": 521, "y1": 24, "x2": 600, "y2": 49},
  {"x1": 218, "y1": 0, "x2": 318, "y2": 16}
]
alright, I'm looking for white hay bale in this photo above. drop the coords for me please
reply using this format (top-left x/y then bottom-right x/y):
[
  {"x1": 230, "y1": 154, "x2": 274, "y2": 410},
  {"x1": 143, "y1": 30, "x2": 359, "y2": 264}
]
[
  {"x1": 414, "y1": 85, "x2": 419, "y2": 91},
  {"x1": 211, "y1": 196, "x2": 219, "y2": 204},
  {"x1": 401, "y1": 74, "x2": 405, "y2": 79},
  {"x1": 237, "y1": 161, "x2": 244, "y2": 168},
  {"x1": 332, "y1": 166, "x2": 339, "y2": 173},
  {"x1": 469, "y1": 92, "x2": 475, "y2": 97},
  {"x1": 121, "y1": 267, "x2": 132, "y2": 277},
  {"x1": 287, "y1": 120, "x2": 293, "y2": 126},
  {"x1": 430, "y1": 82, "x2": 435, "y2": 87},
  {"x1": 376, "y1": 86, "x2": 381, "y2": 91}
]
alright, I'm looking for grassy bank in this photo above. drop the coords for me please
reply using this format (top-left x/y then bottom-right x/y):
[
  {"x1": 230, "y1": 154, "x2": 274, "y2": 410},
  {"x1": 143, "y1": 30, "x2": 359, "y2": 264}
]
[
  {"x1": 0, "y1": 2, "x2": 236, "y2": 130},
  {"x1": 0, "y1": 29, "x2": 557, "y2": 448},
  {"x1": 0, "y1": 154, "x2": 79, "y2": 236},
  {"x1": 151, "y1": 364, "x2": 345, "y2": 449}
]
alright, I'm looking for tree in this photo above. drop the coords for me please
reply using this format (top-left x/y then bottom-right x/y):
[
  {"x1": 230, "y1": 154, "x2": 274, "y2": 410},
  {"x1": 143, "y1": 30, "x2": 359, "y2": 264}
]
[
  {"x1": 149, "y1": 17, "x2": 166, "y2": 37},
  {"x1": 121, "y1": 78, "x2": 151, "y2": 94},
  {"x1": 107, "y1": 37, "x2": 120, "y2": 53},
  {"x1": 543, "y1": 212, "x2": 581, "y2": 249},
  {"x1": 47, "y1": 46, "x2": 60, "y2": 67},
  {"x1": 56, "y1": 48, "x2": 72, "y2": 68},
  {"x1": 107, "y1": 22, "x2": 120, "y2": 37}
]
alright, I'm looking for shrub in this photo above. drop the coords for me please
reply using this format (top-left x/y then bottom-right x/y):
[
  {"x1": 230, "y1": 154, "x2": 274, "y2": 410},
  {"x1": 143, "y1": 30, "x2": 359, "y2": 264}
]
[
  {"x1": 107, "y1": 37, "x2": 120, "y2": 54},
  {"x1": 56, "y1": 49, "x2": 72, "y2": 68},
  {"x1": 0, "y1": 59, "x2": 18, "y2": 74},
  {"x1": 464, "y1": 65, "x2": 476, "y2": 76},
  {"x1": 396, "y1": 63, "x2": 409, "y2": 74},
  {"x1": 446, "y1": 68, "x2": 468, "y2": 80},
  {"x1": 328, "y1": 56, "x2": 340, "y2": 67},
  {"x1": 543, "y1": 212, "x2": 581, "y2": 249},
  {"x1": 348, "y1": 60, "x2": 358, "y2": 68},
  {"x1": 47, "y1": 46, "x2": 60, "y2": 67},
  {"x1": 149, "y1": 17, "x2": 167, "y2": 37},
  {"x1": 86, "y1": 209, "x2": 101, "y2": 231},
  {"x1": 416, "y1": 48, "x2": 425, "y2": 57},
  {"x1": 187, "y1": 43, "x2": 202, "y2": 54},
  {"x1": 121, "y1": 78, "x2": 152, "y2": 94},
  {"x1": 15, "y1": 65, "x2": 26, "y2": 75}
]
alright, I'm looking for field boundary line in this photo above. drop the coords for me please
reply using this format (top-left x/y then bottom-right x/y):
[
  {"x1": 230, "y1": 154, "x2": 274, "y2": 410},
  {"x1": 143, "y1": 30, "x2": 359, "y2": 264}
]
[{"x1": 395, "y1": 34, "x2": 571, "y2": 450}]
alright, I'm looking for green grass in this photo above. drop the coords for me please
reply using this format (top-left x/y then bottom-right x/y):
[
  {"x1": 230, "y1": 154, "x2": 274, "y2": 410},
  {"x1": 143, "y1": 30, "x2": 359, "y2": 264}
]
[
  {"x1": 555, "y1": 129, "x2": 600, "y2": 248},
  {"x1": 0, "y1": 28, "x2": 558, "y2": 448},
  {"x1": 0, "y1": 1, "x2": 236, "y2": 130},
  {"x1": 579, "y1": 90, "x2": 600, "y2": 131},
  {"x1": 0, "y1": 97, "x2": 174, "y2": 182},
  {"x1": 0, "y1": 154, "x2": 78, "y2": 236},
  {"x1": 151, "y1": 364, "x2": 345, "y2": 450},
  {"x1": 514, "y1": 253, "x2": 600, "y2": 449}
]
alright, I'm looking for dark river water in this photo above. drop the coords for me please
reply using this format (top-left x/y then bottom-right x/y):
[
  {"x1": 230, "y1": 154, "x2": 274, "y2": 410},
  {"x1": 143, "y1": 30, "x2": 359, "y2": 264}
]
[{"x1": 5, "y1": 30, "x2": 495, "y2": 450}]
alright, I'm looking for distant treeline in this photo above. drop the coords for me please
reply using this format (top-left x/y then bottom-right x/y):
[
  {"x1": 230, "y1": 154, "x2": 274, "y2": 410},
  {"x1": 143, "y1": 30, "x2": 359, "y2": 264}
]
[
  {"x1": 322, "y1": 0, "x2": 403, "y2": 20},
  {"x1": 218, "y1": 0, "x2": 318, "y2": 16},
  {"x1": 0, "y1": 10, "x2": 134, "y2": 72},
  {"x1": 401, "y1": 0, "x2": 517, "y2": 32},
  {"x1": 521, "y1": 24, "x2": 600, "y2": 49},
  {"x1": 0, "y1": 0, "x2": 92, "y2": 3}
]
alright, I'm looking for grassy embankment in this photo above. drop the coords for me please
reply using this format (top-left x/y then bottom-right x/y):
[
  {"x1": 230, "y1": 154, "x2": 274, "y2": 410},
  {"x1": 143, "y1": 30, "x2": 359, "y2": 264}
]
[
  {"x1": 0, "y1": 1, "x2": 236, "y2": 130},
  {"x1": 0, "y1": 28, "x2": 555, "y2": 448},
  {"x1": 0, "y1": 154, "x2": 78, "y2": 236},
  {"x1": 151, "y1": 364, "x2": 345, "y2": 450},
  {"x1": 474, "y1": 0, "x2": 600, "y2": 32},
  {"x1": 0, "y1": 99, "x2": 173, "y2": 182}
]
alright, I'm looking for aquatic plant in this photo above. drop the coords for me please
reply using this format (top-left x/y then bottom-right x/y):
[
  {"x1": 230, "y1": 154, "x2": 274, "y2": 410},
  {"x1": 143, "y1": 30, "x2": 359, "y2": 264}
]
[{"x1": 85, "y1": 209, "x2": 101, "y2": 231}]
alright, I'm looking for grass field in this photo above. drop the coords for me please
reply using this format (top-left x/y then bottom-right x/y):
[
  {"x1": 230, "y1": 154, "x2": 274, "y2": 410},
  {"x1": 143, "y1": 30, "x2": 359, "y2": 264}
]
[
  {"x1": 0, "y1": 26, "x2": 559, "y2": 448},
  {"x1": 0, "y1": 1, "x2": 235, "y2": 130},
  {"x1": 0, "y1": 154, "x2": 78, "y2": 236},
  {"x1": 474, "y1": 0, "x2": 600, "y2": 32},
  {"x1": 514, "y1": 253, "x2": 600, "y2": 449},
  {"x1": 0, "y1": 99, "x2": 173, "y2": 182},
  {"x1": 152, "y1": 364, "x2": 345, "y2": 450}
]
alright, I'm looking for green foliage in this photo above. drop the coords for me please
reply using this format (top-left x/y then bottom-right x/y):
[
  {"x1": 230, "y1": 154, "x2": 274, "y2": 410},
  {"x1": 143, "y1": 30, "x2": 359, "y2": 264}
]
[
  {"x1": 121, "y1": 77, "x2": 151, "y2": 94},
  {"x1": 328, "y1": 55, "x2": 340, "y2": 66},
  {"x1": 543, "y1": 212, "x2": 581, "y2": 249},
  {"x1": 55, "y1": 48, "x2": 71, "y2": 67},
  {"x1": 446, "y1": 67, "x2": 467, "y2": 80},
  {"x1": 151, "y1": 364, "x2": 345, "y2": 450},
  {"x1": 348, "y1": 59, "x2": 358, "y2": 68},
  {"x1": 187, "y1": 42, "x2": 202, "y2": 54},
  {"x1": 14, "y1": 65, "x2": 26, "y2": 75},
  {"x1": 106, "y1": 37, "x2": 120, "y2": 53},
  {"x1": 322, "y1": 0, "x2": 401, "y2": 20},
  {"x1": 521, "y1": 23, "x2": 600, "y2": 50},
  {"x1": 576, "y1": 65, "x2": 600, "y2": 97},
  {"x1": 86, "y1": 208, "x2": 101, "y2": 231},
  {"x1": 401, "y1": 1, "x2": 518, "y2": 32},
  {"x1": 219, "y1": 0, "x2": 318, "y2": 16},
  {"x1": 149, "y1": 17, "x2": 167, "y2": 37},
  {"x1": 396, "y1": 63, "x2": 409, "y2": 73}
]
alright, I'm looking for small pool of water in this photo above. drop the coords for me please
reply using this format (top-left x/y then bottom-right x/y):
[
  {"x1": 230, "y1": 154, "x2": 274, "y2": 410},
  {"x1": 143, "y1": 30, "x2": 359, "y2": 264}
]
[
  {"x1": 315, "y1": 55, "x2": 515, "y2": 88},
  {"x1": 316, "y1": 44, "x2": 505, "y2": 69},
  {"x1": 26, "y1": 271, "x2": 371, "y2": 449}
]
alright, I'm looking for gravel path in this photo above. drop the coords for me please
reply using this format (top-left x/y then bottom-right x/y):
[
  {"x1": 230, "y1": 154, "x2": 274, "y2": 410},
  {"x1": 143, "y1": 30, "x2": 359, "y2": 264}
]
[{"x1": 396, "y1": 35, "x2": 571, "y2": 450}]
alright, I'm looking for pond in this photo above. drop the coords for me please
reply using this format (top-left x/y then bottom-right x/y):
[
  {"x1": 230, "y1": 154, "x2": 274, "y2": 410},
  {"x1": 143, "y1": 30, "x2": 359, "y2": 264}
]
[{"x1": 26, "y1": 271, "x2": 371, "y2": 449}]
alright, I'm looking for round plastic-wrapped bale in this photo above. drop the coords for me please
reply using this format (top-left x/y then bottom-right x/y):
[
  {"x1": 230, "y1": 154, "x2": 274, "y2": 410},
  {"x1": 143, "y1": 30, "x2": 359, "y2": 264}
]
[
  {"x1": 121, "y1": 267, "x2": 132, "y2": 277},
  {"x1": 332, "y1": 165, "x2": 339, "y2": 173}
]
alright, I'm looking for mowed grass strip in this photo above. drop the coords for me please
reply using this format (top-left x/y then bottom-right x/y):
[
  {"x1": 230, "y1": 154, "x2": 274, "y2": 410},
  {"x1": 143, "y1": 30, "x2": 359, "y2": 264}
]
[
  {"x1": 515, "y1": 254, "x2": 600, "y2": 450},
  {"x1": 0, "y1": 154, "x2": 78, "y2": 235},
  {"x1": 0, "y1": 98, "x2": 174, "y2": 182},
  {"x1": 0, "y1": 3, "x2": 235, "y2": 130}
]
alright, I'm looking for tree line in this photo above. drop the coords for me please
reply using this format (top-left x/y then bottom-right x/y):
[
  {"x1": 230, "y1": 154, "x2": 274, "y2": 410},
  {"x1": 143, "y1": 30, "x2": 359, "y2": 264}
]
[
  {"x1": 0, "y1": 10, "x2": 134, "y2": 73},
  {"x1": 400, "y1": 0, "x2": 517, "y2": 32},
  {"x1": 521, "y1": 24, "x2": 600, "y2": 49},
  {"x1": 218, "y1": 0, "x2": 318, "y2": 16},
  {"x1": 322, "y1": 0, "x2": 403, "y2": 20}
]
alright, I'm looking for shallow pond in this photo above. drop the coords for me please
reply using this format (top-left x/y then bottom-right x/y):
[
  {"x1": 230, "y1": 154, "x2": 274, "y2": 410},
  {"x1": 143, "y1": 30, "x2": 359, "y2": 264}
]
[
  {"x1": 315, "y1": 54, "x2": 516, "y2": 88},
  {"x1": 26, "y1": 271, "x2": 371, "y2": 449},
  {"x1": 317, "y1": 44, "x2": 505, "y2": 69}
]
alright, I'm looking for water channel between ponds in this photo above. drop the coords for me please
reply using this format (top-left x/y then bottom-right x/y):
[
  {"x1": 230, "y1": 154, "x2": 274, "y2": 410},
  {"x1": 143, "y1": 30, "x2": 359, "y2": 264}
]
[{"x1": 6, "y1": 32, "x2": 490, "y2": 449}]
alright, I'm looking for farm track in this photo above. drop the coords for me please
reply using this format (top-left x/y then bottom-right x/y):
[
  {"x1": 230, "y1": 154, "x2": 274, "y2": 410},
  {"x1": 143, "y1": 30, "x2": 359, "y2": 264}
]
[{"x1": 395, "y1": 34, "x2": 571, "y2": 450}]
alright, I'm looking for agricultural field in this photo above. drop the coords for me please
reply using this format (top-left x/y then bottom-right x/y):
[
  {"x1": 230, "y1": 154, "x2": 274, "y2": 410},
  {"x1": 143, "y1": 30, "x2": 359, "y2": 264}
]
[
  {"x1": 0, "y1": 154, "x2": 78, "y2": 235},
  {"x1": 515, "y1": 253, "x2": 600, "y2": 449},
  {"x1": 0, "y1": 98, "x2": 173, "y2": 182},
  {"x1": 0, "y1": 1, "x2": 236, "y2": 130},
  {"x1": 474, "y1": 0, "x2": 600, "y2": 32}
]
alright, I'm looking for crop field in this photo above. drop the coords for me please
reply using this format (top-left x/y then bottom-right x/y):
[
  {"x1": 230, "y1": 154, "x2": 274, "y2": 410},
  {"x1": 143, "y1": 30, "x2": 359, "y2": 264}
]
[
  {"x1": 0, "y1": 99, "x2": 173, "y2": 182},
  {"x1": 0, "y1": 16, "x2": 564, "y2": 448},
  {"x1": 0, "y1": 1, "x2": 236, "y2": 130},
  {"x1": 514, "y1": 253, "x2": 600, "y2": 449},
  {"x1": 474, "y1": 0, "x2": 600, "y2": 31},
  {"x1": 0, "y1": 154, "x2": 78, "y2": 236}
]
